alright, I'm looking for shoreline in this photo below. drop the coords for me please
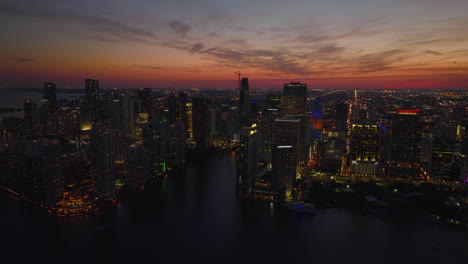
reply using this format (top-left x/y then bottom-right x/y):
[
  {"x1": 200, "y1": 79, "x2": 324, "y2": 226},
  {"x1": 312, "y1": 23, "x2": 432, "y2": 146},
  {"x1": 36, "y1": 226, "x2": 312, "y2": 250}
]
[
  {"x1": 3, "y1": 181, "x2": 468, "y2": 229},
  {"x1": 0, "y1": 185, "x2": 98, "y2": 217}
]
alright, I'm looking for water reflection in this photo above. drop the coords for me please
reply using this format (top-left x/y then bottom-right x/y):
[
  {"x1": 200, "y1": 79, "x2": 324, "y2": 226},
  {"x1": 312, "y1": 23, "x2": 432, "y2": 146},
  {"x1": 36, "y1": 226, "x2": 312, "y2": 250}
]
[{"x1": 1, "y1": 154, "x2": 468, "y2": 263}]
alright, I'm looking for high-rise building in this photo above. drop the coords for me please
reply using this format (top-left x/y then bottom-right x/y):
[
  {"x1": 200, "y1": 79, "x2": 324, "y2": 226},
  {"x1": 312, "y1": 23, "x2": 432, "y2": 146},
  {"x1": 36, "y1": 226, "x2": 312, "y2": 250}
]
[
  {"x1": 90, "y1": 126, "x2": 116, "y2": 200},
  {"x1": 144, "y1": 119, "x2": 169, "y2": 175},
  {"x1": 39, "y1": 99, "x2": 51, "y2": 134},
  {"x1": 266, "y1": 94, "x2": 282, "y2": 110},
  {"x1": 122, "y1": 142, "x2": 150, "y2": 190},
  {"x1": 111, "y1": 98, "x2": 122, "y2": 129},
  {"x1": 121, "y1": 95, "x2": 135, "y2": 135},
  {"x1": 186, "y1": 101, "x2": 194, "y2": 139},
  {"x1": 43, "y1": 82, "x2": 57, "y2": 112},
  {"x1": 350, "y1": 124, "x2": 379, "y2": 176},
  {"x1": 311, "y1": 97, "x2": 323, "y2": 131},
  {"x1": 389, "y1": 108, "x2": 423, "y2": 178},
  {"x1": 281, "y1": 82, "x2": 307, "y2": 117},
  {"x1": 192, "y1": 97, "x2": 210, "y2": 153},
  {"x1": 311, "y1": 98, "x2": 323, "y2": 118},
  {"x1": 259, "y1": 108, "x2": 278, "y2": 164},
  {"x1": 85, "y1": 78, "x2": 99, "y2": 103},
  {"x1": 318, "y1": 136, "x2": 345, "y2": 173},
  {"x1": 272, "y1": 118, "x2": 303, "y2": 197},
  {"x1": 239, "y1": 78, "x2": 251, "y2": 127},
  {"x1": 236, "y1": 122, "x2": 259, "y2": 196},
  {"x1": 85, "y1": 78, "x2": 99, "y2": 123},
  {"x1": 335, "y1": 103, "x2": 348, "y2": 132},
  {"x1": 138, "y1": 88, "x2": 152, "y2": 114},
  {"x1": 109, "y1": 94, "x2": 134, "y2": 135},
  {"x1": 23, "y1": 99, "x2": 37, "y2": 132},
  {"x1": 42, "y1": 138, "x2": 64, "y2": 208},
  {"x1": 430, "y1": 137, "x2": 458, "y2": 180}
]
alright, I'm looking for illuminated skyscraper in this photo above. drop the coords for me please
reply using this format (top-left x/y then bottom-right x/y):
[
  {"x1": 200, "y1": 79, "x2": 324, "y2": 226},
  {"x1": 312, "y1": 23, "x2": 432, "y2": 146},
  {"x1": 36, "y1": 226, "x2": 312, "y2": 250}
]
[
  {"x1": 311, "y1": 98, "x2": 323, "y2": 118},
  {"x1": 430, "y1": 137, "x2": 459, "y2": 181},
  {"x1": 281, "y1": 82, "x2": 307, "y2": 117},
  {"x1": 144, "y1": 119, "x2": 169, "y2": 175},
  {"x1": 389, "y1": 108, "x2": 423, "y2": 178},
  {"x1": 350, "y1": 124, "x2": 379, "y2": 176},
  {"x1": 236, "y1": 122, "x2": 259, "y2": 196},
  {"x1": 272, "y1": 118, "x2": 303, "y2": 198},
  {"x1": 266, "y1": 94, "x2": 282, "y2": 110},
  {"x1": 85, "y1": 78, "x2": 99, "y2": 103},
  {"x1": 43, "y1": 82, "x2": 57, "y2": 112},
  {"x1": 260, "y1": 108, "x2": 278, "y2": 164}
]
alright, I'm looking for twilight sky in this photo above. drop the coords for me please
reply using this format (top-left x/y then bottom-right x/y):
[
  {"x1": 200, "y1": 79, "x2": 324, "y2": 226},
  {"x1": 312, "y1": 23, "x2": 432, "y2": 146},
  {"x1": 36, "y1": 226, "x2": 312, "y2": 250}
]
[{"x1": 1, "y1": 0, "x2": 468, "y2": 89}]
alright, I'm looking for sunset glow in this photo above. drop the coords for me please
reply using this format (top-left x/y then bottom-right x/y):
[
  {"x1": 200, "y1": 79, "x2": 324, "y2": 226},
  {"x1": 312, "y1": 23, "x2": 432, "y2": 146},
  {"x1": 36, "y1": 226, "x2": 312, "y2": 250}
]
[{"x1": 1, "y1": 0, "x2": 468, "y2": 89}]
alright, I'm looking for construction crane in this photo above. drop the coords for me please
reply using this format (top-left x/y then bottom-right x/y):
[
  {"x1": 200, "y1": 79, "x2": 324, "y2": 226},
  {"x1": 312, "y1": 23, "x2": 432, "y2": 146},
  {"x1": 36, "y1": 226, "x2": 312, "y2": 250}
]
[{"x1": 235, "y1": 71, "x2": 241, "y2": 90}]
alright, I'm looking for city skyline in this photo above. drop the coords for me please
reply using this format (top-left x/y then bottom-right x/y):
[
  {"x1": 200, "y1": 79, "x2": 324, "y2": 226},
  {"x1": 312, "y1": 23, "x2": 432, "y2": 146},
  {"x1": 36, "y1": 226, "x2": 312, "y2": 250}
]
[{"x1": 1, "y1": 0, "x2": 468, "y2": 90}]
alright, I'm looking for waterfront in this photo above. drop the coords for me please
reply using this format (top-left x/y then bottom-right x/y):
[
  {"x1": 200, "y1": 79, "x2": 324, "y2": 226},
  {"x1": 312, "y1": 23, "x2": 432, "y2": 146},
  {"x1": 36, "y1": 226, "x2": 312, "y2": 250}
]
[
  {"x1": 0, "y1": 89, "x2": 84, "y2": 120},
  {"x1": 1, "y1": 153, "x2": 468, "y2": 264}
]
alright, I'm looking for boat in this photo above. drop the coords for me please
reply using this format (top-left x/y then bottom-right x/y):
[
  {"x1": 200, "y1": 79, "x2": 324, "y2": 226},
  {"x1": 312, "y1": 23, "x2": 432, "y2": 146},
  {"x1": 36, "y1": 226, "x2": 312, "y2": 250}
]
[{"x1": 282, "y1": 201, "x2": 316, "y2": 214}]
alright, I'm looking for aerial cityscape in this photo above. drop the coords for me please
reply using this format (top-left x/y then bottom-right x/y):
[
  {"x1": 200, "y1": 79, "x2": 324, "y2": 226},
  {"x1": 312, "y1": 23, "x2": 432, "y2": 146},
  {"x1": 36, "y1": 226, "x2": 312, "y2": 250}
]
[{"x1": 1, "y1": 0, "x2": 468, "y2": 263}]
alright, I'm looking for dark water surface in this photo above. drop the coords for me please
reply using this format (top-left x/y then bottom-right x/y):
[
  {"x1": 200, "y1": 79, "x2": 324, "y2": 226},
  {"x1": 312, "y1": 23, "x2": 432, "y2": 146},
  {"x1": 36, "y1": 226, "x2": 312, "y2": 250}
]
[{"x1": 1, "y1": 154, "x2": 468, "y2": 263}]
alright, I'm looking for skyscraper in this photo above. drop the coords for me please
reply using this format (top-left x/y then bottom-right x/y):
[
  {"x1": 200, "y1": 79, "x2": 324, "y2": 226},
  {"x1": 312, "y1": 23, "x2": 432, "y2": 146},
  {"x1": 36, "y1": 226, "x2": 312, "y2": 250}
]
[
  {"x1": 236, "y1": 122, "x2": 259, "y2": 196},
  {"x1": 272, "y1": 118, "x2": 303, "y2": 198},
  {"x1": 138, "y1": 88, "x2": 152, "y2": 114},
  {"x1": 192, "y1": 97, "x2": 210, "y2": 152},
  {"x1": 85, "y1": 78, "x2": 99, "y2": 123},
  {"x1": 90, "y1": 126, "x2": 116, "y2": 200},
  {"x1": 239, "y1": 77, "x2": 251, "y2": 127},
  {"x1": 85, "y1": 78, "x2": 99, "y2": 103},
  {"x1": 23, "y1": 99, "x2": 37, "y2": 132},
  {"x1": 311, "y1": 98, "x2": 323, "y2": 118},
  {"x1": 266, "y1": 94, "x2": 282, "y2": 110},
  {"x1": 281, "y1": 82, "x2": 307, "y2": 117},
  {"x1": 389, "y1": 108, "x2": 423, "y2": 178},
  {"x1": 121, "y1": 95, "x2": 135, "y2": 135},
  {"x1": 144, "y1": 119, "x2": 169, "y2": 176},
  {"x1": 43, "y1": 82, "x2": 57, "y2": 112},
  {"x1": 350, "y1": 124, "x2": 379, "y2": 176},
  {"x1": 335, "y1": 103, "x2": 348, "y2": 132}
]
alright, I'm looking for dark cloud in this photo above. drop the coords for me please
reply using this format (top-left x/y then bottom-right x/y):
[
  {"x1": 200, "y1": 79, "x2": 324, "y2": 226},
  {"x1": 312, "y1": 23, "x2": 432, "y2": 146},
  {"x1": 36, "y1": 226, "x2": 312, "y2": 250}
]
[
  {"x1": 16, "y1": 58, "x2": 36, "y2": 63},
  {"x1": 449, "y1": 49, "x2": 468, "y2": 54},
  {"x1": 296, "y1": 34, "x2": 333, "y2": 43},
  {"x1": 404, "y1": 38, "x2": 442, "y2": 46},
  {"x1": 169, "y1": 20, "x2": 191, "y2": 38},
  {"x1": 191, "y1": 43, "x2": 205, "y2": 52},
  {"x1": 424, "y1": 50, "x2": 443, "y2": 55},
  {"x1": 293, "y1": 17, "x2": 383, "y2": 44},
  {"x1": 167, "y1": 41, "x2": 316, "y2": 75},
  {"x1": 353, "y1": 49, "x2": 407, "y2": 72},
  {"x1": 0, "y1": 2, "x2": 158, "y2": 44},
  {"x1": 316, "y1": 43, "x2": 345, "y2": 54},
  {"x1": 133, "y1": 64, "x2": 165, "y2": 70},
  {"x1": 187, "y1": 69, "x2": 203, "y2": 73}
]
